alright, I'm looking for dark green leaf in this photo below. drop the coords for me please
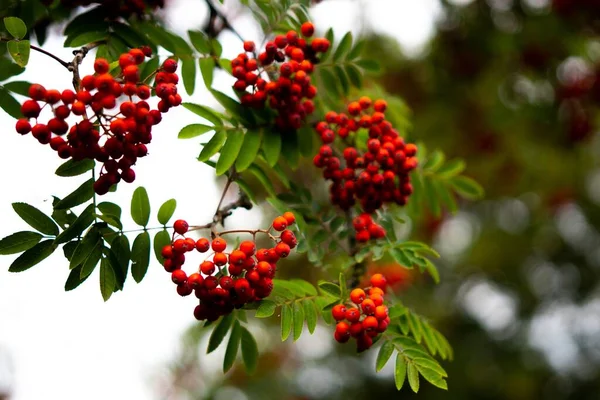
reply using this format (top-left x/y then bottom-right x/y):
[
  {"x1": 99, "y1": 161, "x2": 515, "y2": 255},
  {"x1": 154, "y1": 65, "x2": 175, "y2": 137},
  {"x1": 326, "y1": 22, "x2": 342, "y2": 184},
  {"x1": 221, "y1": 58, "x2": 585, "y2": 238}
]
[
  {"x1": 247, "y1": 165, "x2": 276, "y2": 197},
  {"x1": 140, "y1": 56, "x2": 159, "y2": 83},
  {"x1": 347, "y1": 40, "x2": 365, "y2": 60},
  {"x1": 207, "y1": 313, "x2": 234, "y2": 353},
  {"x1": 281, "y1": 303, "x2": 293, "y2": 341},
  {"x1": 131, "y1": 231, "x2": 151, "y2": 283},
  {"x1": 320, "y1": 67, "x2": 340, "y2": 97},
  {"x1": 157, "y1": 199, "x2": 177, "y2": 225},
  {"x1": 182, "y1": 102, "x2": 224, "y2": 126},
  {"x1": 65, "y1": 264, "x2": 91, "y2": 291},
  {"x1": 290, "y1": 279, "x2": 317, "y2": 296},
  {"x1": 97, "y1": 202, "x2": 121, "y2": 219},
  {"x1": 356, "y1": 59, "x2": 381, "y2": 73},
  {"x1": 69, "y1": 227, "x2": 100, "y2": 269},
  {"x1": 303, "y1": 299, "x2": 317, "y2": 334},
  {"x1": 235, "y1": 128, "x2": 262, "y2": 172},
  {"x1": 255, "y1": 299, "x2": 277, "y2": 318},
  {"x1": 423, "y1": 178, "x2": 441, "y2": 218},
  {"x1": 54, "y1": 178, "x2": 94, "y2": 210},
  {"x1": 54, "y1": 204, "x2": 95, "y2": 244},
  {"x1": 64, "y1": 30, "x2": 107, "y2": 47},
  {"x1": 376, "y1": 340, "x2": 395, "y2": 372},
  {"x1": 216, "y1": 129, "x2": 244, "y2": 175},
  {"x1": 8, "y1": 240, "x2": 56, "y2": 272},
  {"x1": 99, "y1": 256, "x2": 116, "y2": 301},
  {"x1": 390, "y1": 248, "x2": 413, "y2": 268},
  {"x1": 130, "y1": 186, "x2": 151, "y2": 227},
  {"x1": 111, "y1": 234, "x2": 130, "y2": 279},
  {"x1": 395, "y1": 354, "x2": 407, "y2": 390},
  {"x1": 223, "y1": 320, "x2": 242, "y2": 373},
  {"x1": 0, "y1": 86, "x2": 21, "y2": 118},
  {"x1": 0, "y1": 231, "x2": 42, "y2": 255},
  {"x1": 345, "y1": 64, "x2": 363, "y2": 88},
  {"x1": 281, "y1": 129, "x2": 299, "y2": 169},
  {"x1": 437, "y1": 158, "x2": 466, "y2": 178},
  {"x1": 7, "y1": 40, "x2": 30, "y2": 67},
  {"x1": 55, "y1": 159, "x2": 95, "y2": 177},
  {"x1": 198, "y1": 130, "x2": 227, "y2": 162},
  {"x1": 4, "y1": 17, "x2": 27, "y2": 39},
  {"x1": 153, "y1": 229, "x2": 171, "y2": 265},
  {"x1": 80, "y1": 239, "x2": 103, "y2": 279},
  {"x1": 262, "y1": 129, "x2": 282, "y2": 167},
  {"x1": 12, "y1": 202, "x2": 59, "y2": 236},
  {"x1": 240, "y1": 326, "x2": 259, "y2": 374},
  {"x1": 210, "y1": 89, "x2": 255, "y2": 125}
]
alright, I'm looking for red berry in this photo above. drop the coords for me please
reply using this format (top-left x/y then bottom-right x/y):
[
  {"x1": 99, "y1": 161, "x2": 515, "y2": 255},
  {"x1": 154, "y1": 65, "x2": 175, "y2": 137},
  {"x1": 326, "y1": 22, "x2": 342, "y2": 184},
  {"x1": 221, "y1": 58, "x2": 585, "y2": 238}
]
[
  {"x1": 213, "y1": 252, "x2": 228, "y2": 266},
  {"x1": 28, "y1": 84, "x2": 46, "y2": 101},
  {"x1": 200, "y1": 261, "x2": 216, "y2": 275},
  {"x1": 243, "y1": 41, "x2": 255, "y2": 52},
  {"x1": 345, "y1": 307, "x2": 360, "y2": 323},
  {"x1": 370, "y1": 273, "x2": 387, "y2": 290},
  {"x1": 21, "y1": 100, "x2": 41, "y2": 118},
  {"x1": 211, "y1": 237, "x2": 227, "y2": 252},
  {"x1": 15, "y1": 119, "x2": 31, "y2": 135},
  {"x1": 272, "y1": 216, "x2": 288, "y2": 231},
  {"x1": 239, "y1": 240, "x2": 256, "y2": 256},
  {"x1": 94, "y1": 58, "x2": 110, "y2": 74},
  {"x1": 350, "y1": 288, "x2": 366, "y2": 304},
  {"x1": 282, "y1": 211, "x2": 296, "y2": 225},
  {"x1": 300, "y1": 22, "x2": 314, "y2": 37},
  {"x1": 275, "y1": 242, "x2": 291, "y2": 258},
  {"x1": 195, "y1": 238, "x2": 210, "y2": 252},
  {"x1": 162, "y1": 58, "x2": 178, "y2": 73},
  {"x1": 332, "y1": 304, "x2": 347, "y2": 321},
  {"x1": 173, "y1": 219, "x2": 189, "y2": 235},
  {"x1": 362, "y1": 316, "x2": 378, "y2": 331},
  {"x1": 171, "y1": 269, "x2": 187, "y2": 284},
  {"x1": 229, "y1": 250, "x2": 247, "y2": 265},
  {"x1": 161, "y1": 245, "x2": 174, "y2": 259},
  {"x1": 361, "y1": 298, "x2": 376, "y2": 315},
  {"x1": 374, "y1": 305, "x2": 388, "y2": 321}
]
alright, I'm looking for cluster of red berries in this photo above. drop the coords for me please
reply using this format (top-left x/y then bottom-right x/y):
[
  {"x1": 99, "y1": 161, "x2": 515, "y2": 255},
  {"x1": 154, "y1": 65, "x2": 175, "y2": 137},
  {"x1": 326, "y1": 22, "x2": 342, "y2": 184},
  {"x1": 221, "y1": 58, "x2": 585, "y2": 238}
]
[
  {"x1": 15, "y1": 48, "x2": 181, "y2": 195},
  {"x1": 41, "y1": 0, "x2": 164, "y2": 17},
  {"x1": 313, "y1": 97, "x2": 418, "y2": 241},
  {"x1": 232, "y1": 22, "x2": 330, "y2": 131},
  {"x1": 332, "y1": 274, "x2": 389, "y2": 352},
  {"x1": 161, "y1": 213, "x2": 298, "y2": 322}
]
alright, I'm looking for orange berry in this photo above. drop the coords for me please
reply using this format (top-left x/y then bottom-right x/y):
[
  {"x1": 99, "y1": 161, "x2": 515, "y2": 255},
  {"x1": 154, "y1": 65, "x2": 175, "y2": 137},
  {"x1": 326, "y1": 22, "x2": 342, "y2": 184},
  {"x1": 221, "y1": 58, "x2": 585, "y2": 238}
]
[
  {"x1": 213, "y1": 252, "x2": 228, "y2": 266},
  {"x1": 345, "y1": 307, "x2": 361, "y2": 323},
  {"x1": 350, "y1": 288, "x2": 366, "y2": 304},
  {"x1": 272, "y1": 216, "x2": 288, "y2": 231},
  {"x1": 361, "y1": 298, "x2": 375, "y2": 315},
  {"x1": 211, "y1": 237, "x2": 227, "y2": 252},
  {"x1": 370, "y1": 273, "x2": 387, "y2": 289},
  {"x1": 374, "y1": 305, "x2": 388, "y2": 321},
  {"x1": 362, "y1": 316, "x2": 378, "y2": 331},
  {"x1": 195, "y1": 238, "x2": 210, "y2": 252},
  {"x1": 332, "y1": 304, "x2": 347, "y2": 321},
  {"x1": 282, "y1": 211, "x2": 296, "y2": 225},
  {"x1": 239, "y1": 240, "x2": 256, "y2": 256}
]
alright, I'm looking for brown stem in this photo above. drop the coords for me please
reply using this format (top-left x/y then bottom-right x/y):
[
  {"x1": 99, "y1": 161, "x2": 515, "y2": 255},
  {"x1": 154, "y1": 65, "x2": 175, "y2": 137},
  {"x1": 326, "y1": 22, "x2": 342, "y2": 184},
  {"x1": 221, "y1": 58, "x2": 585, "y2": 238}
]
[{"x1": 69, "y1": 42, "x2": 103, "y2": 91}]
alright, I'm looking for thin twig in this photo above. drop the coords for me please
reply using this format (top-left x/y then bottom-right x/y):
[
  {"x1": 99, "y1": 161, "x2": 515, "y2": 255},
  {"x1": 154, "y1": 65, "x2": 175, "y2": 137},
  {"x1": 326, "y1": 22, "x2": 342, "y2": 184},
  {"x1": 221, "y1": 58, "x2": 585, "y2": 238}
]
[{"x1": 69, "y1": 42, "x2": 102, "y2": 91}]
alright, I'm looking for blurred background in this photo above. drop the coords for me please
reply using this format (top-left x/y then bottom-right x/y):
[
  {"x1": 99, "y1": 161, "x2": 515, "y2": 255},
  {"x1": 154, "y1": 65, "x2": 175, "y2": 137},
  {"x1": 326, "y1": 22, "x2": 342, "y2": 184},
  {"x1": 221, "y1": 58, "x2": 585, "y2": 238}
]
[{"x1": 2, "y1": 0, "x2": 600, "y2": 399}]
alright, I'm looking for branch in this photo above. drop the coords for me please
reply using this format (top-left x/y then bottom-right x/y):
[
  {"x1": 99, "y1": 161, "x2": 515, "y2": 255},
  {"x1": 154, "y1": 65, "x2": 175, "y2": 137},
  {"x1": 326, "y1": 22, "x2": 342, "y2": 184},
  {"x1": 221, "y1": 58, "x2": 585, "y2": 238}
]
[
  {"x1": 0, "y1": 37, "x2": 70, "y2": 68},
  {"x1": 346, "y1": 209, "x2": 365, "y2": 288},
  {"x1": 203, "y1": 0, "x2": 245, "y2": 42},
  {"x1": 68, "y1": 42, "x2": 102, "y2": 90}
]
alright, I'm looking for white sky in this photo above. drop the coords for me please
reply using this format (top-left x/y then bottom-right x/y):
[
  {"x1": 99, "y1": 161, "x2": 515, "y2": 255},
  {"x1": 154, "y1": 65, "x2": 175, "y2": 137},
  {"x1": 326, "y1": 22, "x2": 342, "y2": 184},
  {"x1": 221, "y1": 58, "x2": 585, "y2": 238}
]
[{"x1": 0, "y1": 1, "x2": 441, "y2": 398}]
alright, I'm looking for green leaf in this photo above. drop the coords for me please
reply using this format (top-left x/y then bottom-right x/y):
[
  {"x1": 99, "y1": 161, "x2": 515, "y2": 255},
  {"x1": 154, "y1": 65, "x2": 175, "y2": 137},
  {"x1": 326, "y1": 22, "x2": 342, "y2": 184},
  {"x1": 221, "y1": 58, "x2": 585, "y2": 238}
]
[
  {"x1": 198, "y1": 129, "x2": 227, "y2": 162},
  {"x1": 318, "y1": 282, "x2": 341, "y2": 298},
  {"x1": 290, "y1": 279, "x2": 318, "y2": 296},
  {"x1": 64, "y1": 30, "x2": 107, "y2": 47},
  {"x1": 140, "y1": 56, "x2": 159, "y2": 83},
  {"x1": 338, "y1": 272, "x2": 347, "y2": 300},
  {"x1": 216, "y1": 129, "x2": 244, "y2": 175},
  {"x1": 54, "y1": 204, "x2": 95, "y2": 244},
  {"x1": 111, "y1": 234, "x2": 130, "y2": 279},
  {"x1": 0, "y1": 231, "x2": 42, "y2": 255},
  {"x1": 157, "y1": 199, "x2": 177, "y2": 225},
  {"x1": 235, "y1": 128, "x2": 262, "y2": 172},
  {"x1": 281, "y1": 130, "x2": 300, "y2": 169},
  {"x1": 210, "y1": 89, "x2": 255, "y2": 125},
  {"x1": 407, "y1": 362, "x2": 420, "y2": 393},
  {"x1": 356, "y1": 59, "x2": 381, "y2": 73},
  {"x1": 181, "y1": 56, "x2": 196, "y2": 96},
  {"x1": 320, "y1": 67, "x2": 340, "y2": 97},
  {"x1": 188, "y1": 30, "x2": 211, "y2": 53},
  {"x1": 223, "y1": 320, "x2": 242, "y2": 373},
  {"x1": 65, "y1": 265, "x2": 91, "y2": 291},
  {"x1": 450, "y1": 176, "x2": 484, "y2": 200},
  {"x1": 255, "y1": 299, "x2": 277, "y2": 318},
  {"x1": 131, "y1": 231, "x2": 151, "y2": 283},
  {"x1": 4, "y1": 17, "x2": 27, "y2": 39},
  {"x1": 178, "y1": 124, "x2": 215, "y2": 139},
  {"x1": 262, "y1": 129, "x2": 282, "y2": 167},
  {"x1": 0, "y1": 86, "x2": 21, "y2": 119},
  {"x1": 97, "y1": 202, "x2": 121, "y2": 219},
  {"x1": 69, "y1": 228, "x2": 100, "y2": 269},
  {"x1": 153, "y1": 229, "x2": 170, "y2": 265},
  {"x1": 79, "y1": 239, "x2": 103, "y2": 279},
  {"x1": 99, "y1": 256, "x2": 116, "y2": 301},
  {"x1": 207, "y1": 313, "x2": 234, "y2": 353},
  {"x1": 293, "y1": 301, "x2": 305, "y2": 341},
  {"x1": 240, "y1": 326, "x2": 259, "y2": 375},
  {"x1": 8, "y1": 240, "x2": 56, "y2": 272},
  {"x1": 423, "y1": 150, "x2": 445, "y2": 172},
  {"x1": 376, "y1": 340, "x2": 395, "y2": 372},
  {"x1": 7, "y1": 40, "x2": 30, "y2": 67},
  {"x1": 303, "y1": 299, "x2": 317, "y2": 334},
  {"x1": 390, "y1": 248, "x2": 413, "y2": 268},
  {"x1": 12, "y1": 202, "x2": 59, "y2": 236},
  {"x1": 437, "y1": 158, "x2": 465, "y2": 178},
  {"x1": 395, "y1": 354, "x2": 407, "y2": 390},
  {"x1": 333, "y1": 31, "x2": 353, "y2": 61},
  {"x1": 55, "y1": 159, "x2": 95, "y2": 177},
  {"x1": 247, "y1": 165, "x2": 276, "y2": 197},
  {"x1": 199, "y1": 57, "x2": 215, "y2": 88},
  {"x1": 347, "y1": 40, "x2": 365, "y2": 60},
  {"x1": 130, "y1": 186, "x2": 151, "y2": 227},
  {"x1": 182, "y1": 102, "x2": 224, "y2": 126},
  {"x1": 423, "y1": 178, "x2": 441, "y2": 218},
  {"x1": 281, "y1": 303, "x2": 293, "y2": 341},
  {"x1": 54, "y1": 178, "x2": 94, "y2": 210}
]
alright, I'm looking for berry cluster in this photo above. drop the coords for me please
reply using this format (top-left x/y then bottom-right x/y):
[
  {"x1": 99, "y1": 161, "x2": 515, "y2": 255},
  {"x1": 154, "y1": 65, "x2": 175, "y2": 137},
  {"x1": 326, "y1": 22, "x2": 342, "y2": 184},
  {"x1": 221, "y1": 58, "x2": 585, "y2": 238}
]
[
  {"x1": 41, "y1": 0, "x2": 165, "y2": 17},
  {"x1": 332, "y1": 274, "x2": 389, "y2": 352},
  {"x1": 313, "y1": 97, "x2": 418, "y2": 241},
  {"x1": 232, "y1": 22, "x2": 330, "y2": 131},
  {"x1": 15, "y1": 48, "x2": 181, "y2": 195},
  {"x1": 161, "y1": 213, "x2": 298, "y2": 322}
]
